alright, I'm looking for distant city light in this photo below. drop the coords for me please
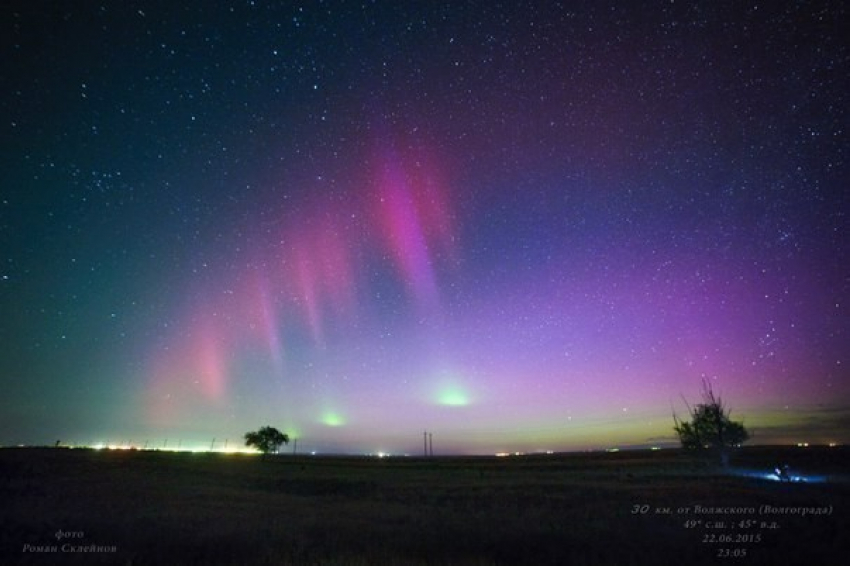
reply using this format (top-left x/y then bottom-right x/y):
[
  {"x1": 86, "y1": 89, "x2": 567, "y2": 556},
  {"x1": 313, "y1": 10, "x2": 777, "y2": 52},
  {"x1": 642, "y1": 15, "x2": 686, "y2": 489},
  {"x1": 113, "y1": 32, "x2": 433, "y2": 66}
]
[{"x1": 67, "y1": 442, "x2": 262, "y2": 455}]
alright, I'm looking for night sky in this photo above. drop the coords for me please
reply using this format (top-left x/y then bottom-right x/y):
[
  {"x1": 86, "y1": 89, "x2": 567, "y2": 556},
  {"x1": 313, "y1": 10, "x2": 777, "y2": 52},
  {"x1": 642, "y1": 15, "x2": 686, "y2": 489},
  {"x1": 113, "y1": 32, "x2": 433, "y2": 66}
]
[{"x1": 1, "y1": 1, "x2": 847, "y2": 454}]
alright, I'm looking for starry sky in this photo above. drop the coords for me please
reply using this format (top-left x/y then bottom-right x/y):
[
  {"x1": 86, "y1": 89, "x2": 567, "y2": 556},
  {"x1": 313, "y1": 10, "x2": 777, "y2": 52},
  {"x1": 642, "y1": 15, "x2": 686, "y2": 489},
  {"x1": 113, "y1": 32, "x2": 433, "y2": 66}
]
[{"x1": 1, "y1": 1, "x2": 847, "y2": 454}]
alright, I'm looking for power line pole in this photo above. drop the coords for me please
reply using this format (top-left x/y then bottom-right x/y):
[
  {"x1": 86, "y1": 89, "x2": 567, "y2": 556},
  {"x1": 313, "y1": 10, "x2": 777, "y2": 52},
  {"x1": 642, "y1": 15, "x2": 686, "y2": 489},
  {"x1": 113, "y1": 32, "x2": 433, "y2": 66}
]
[
  {"x1": 429, "y1": 433, "x2": 433, "y2": 457},
  {"x1": 293, "y1": 438, "x2": 297, "y2": 455},
  {"x1": 424, "y1": 431, "x2": 428, "y2": 456},
  {"x1": 210, "y1": 438, "x2": 216, "y2": 451}
]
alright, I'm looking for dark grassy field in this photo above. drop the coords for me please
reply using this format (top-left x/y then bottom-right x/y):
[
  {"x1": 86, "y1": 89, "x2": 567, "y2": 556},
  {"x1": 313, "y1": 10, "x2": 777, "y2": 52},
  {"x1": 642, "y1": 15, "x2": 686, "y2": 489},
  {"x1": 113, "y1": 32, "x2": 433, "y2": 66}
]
[{"x1": 1, "y1": 446, "x2": 848, "y2": 565}]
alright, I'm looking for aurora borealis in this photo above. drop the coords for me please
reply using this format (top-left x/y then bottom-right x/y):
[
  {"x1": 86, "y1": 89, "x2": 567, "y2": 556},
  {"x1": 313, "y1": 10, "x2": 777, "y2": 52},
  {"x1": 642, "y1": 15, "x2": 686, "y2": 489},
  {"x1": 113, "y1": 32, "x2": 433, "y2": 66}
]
[{"x1": 1, "y1": 1, "x2": 847, "y2": 454}]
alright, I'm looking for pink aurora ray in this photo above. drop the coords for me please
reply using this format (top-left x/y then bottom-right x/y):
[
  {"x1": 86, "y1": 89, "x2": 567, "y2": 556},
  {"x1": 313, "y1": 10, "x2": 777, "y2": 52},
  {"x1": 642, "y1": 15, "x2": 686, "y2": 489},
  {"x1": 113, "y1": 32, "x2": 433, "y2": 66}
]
[
  {"x1": 146, "y1": 142, "x2": 459, "y2": 421},
  {"x1": 286, "y1": 207, "x2": 359, "y2": 342},
  {"x1": 146, "y1": 310, "x2": 229, "y2": 425},
  {"x1": 250, "y1": 273, "x2": 285, "y2": 376},
  {"x1": 372, "y1": 146, "x2": 456, "y2": 309}
]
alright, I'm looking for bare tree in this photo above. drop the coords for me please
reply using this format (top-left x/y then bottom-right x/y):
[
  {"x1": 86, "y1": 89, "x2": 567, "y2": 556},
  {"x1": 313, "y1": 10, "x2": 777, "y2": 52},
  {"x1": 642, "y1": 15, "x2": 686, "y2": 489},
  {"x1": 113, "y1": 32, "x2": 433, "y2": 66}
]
[{"x1": 673, "y1": 379, "x2": 749, "y2": 466}]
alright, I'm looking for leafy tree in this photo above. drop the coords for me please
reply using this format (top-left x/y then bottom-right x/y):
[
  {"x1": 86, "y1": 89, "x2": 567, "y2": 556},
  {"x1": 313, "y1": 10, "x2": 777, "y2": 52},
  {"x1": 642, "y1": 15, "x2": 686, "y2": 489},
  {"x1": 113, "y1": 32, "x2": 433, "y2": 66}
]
[
  {"x1": 673, "y1": 380, "x2": 749, "y2": 465},
  {"x1": 244, "y1": 426, "x2": 289, "y2": 457}
]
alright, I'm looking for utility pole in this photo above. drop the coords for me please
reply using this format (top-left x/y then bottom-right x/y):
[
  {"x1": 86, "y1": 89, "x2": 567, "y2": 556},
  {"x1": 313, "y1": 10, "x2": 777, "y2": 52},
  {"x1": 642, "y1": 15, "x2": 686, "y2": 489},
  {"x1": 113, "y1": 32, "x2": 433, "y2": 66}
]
[
  {"x1": 424, "y1": 431, "x2": 428, "y2": 456},
  {"x1": 224, "y1": 439, "x2": 228, "y2": 451},
  {"x1": 429, "y1": 433, "x2": 433, "y2": 457},
  {"x1": 210, "y1": 438, "x2": 216, "y2": 451},
  {"x1": 293, "y1": 438, "x2": 298, "y2": 455}
]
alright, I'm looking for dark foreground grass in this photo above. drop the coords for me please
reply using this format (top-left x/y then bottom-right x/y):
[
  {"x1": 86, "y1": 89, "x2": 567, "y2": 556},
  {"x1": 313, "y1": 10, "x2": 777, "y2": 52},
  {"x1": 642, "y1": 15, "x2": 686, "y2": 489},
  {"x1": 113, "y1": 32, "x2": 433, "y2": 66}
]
[{"x1": 1, "y1": 446, "x2": 848, "y2": 565}]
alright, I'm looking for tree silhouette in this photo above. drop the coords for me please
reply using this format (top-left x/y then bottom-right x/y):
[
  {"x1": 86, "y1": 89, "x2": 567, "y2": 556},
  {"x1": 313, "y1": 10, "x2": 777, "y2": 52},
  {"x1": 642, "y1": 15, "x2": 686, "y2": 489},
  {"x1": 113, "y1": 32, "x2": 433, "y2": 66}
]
[
  {"x1": 673, "y1": 380, "x2": 749, "y2": 465},
  {"x1": 244, "y1": 426, "x2": 289, "y2": 457}
]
